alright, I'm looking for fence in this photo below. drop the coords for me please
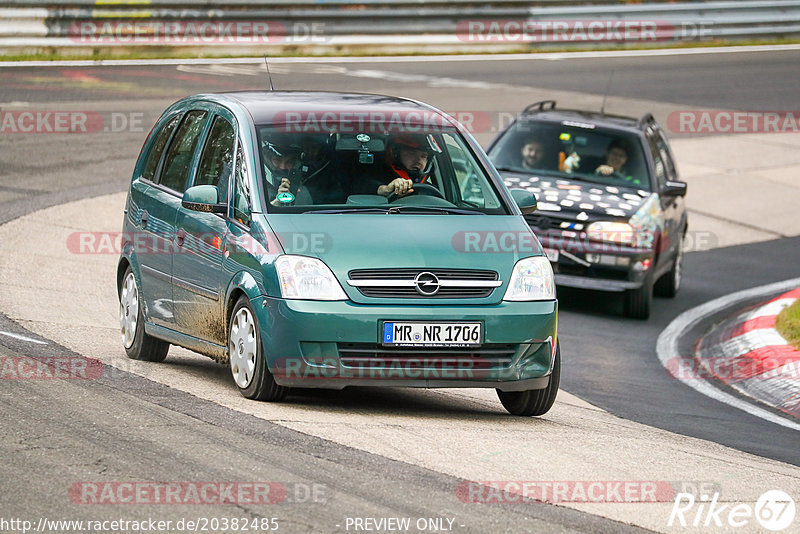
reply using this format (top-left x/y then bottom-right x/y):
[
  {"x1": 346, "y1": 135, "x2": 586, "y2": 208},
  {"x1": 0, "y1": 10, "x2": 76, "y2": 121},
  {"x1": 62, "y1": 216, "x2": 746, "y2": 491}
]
[{"x1": 1, "y1": 1, "x2": 799, "y2": 56}]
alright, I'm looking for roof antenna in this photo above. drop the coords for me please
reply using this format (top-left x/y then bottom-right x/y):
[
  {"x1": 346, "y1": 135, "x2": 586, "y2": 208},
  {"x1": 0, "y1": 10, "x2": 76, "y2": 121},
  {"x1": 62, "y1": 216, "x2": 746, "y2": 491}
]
[
  {"x1": 264, "y1": 54, "x2": 274, "y2": 91},
  {"x1": 600, "y1": 70, "x2": 614, "y2": 116}
]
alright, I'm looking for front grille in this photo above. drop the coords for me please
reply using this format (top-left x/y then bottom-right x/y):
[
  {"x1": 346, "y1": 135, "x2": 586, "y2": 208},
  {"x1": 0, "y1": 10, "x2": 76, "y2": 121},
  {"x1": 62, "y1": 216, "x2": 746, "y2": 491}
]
[
  {"x1": 348, "y1": 268, "x2": 499, "y2": 299},
  {"x1": 337, "y1": 343, "x2": 517, "y2": 369}
]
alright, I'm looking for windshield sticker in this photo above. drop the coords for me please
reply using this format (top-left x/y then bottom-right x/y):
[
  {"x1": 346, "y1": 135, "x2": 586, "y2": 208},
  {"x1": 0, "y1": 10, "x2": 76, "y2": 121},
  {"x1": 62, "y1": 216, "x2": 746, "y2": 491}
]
[{"x1": 277, "y1": 192, "x2": 295, "y2": 203}]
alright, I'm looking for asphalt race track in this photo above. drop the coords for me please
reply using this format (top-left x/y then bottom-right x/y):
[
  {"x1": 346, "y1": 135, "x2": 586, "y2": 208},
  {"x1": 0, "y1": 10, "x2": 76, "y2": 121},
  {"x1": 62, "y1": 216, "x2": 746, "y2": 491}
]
[{"x1": 1, "y1": 49, "x2": 799, "y2": 532}]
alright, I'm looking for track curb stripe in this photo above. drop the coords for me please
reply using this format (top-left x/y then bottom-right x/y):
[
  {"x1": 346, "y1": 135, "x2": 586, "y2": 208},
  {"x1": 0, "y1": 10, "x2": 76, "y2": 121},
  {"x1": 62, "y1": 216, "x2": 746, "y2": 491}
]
[
  {"x1": 696, "y1": 287, "x2": 800, "y2": 419},
  {"x1": 656, "y1": 278, "x2": 800, "y2": 431}
]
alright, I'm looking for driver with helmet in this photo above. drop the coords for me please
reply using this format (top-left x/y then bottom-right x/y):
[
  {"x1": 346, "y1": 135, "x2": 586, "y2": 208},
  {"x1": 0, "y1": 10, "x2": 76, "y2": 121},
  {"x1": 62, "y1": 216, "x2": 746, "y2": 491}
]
[
  {"x1": 377, "y1": 134, "x2": 440, "y2": 198},
  {"x1": 262, "y1": 134, "x2": 304, "y2": 206},
  {"x1": 263, "y1": 133, "x2": 342, "y2": 205}
]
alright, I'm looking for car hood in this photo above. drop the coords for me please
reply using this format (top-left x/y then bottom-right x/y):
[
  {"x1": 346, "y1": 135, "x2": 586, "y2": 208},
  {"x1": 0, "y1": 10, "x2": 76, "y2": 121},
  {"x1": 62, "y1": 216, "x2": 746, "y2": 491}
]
[
  {"x1": 258, "y1": 213, "x2": 542, "y2": 303},
  {"x1": 501, "y1": 171, "x2": 652, "y2": 222}
]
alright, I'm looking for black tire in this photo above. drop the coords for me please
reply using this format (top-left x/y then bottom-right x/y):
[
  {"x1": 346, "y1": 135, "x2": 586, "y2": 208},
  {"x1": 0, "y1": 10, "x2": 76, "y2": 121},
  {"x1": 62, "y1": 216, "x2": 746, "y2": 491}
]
[
  {"x1": 497, "y1": 342, "x2": 561, "y2": 416},
  {"x1": 119, "y1": 266, "x2": 169, "y2": 362},
  {"x1": 228, "y1": 296, "x2": 288, "y2": 402},
  {"x1": 624, "y1": 278, "x2": 653, "y2": 320},
  {"x1": 654, "y1": 236, "x2": 684, "y2": 298}
]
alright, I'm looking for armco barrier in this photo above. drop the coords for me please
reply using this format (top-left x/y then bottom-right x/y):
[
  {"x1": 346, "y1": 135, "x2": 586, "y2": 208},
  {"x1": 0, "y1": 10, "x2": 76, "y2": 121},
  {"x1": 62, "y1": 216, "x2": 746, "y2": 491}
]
[{"x1": 1, "y1": 0, "x2": 799, "y2": 56}]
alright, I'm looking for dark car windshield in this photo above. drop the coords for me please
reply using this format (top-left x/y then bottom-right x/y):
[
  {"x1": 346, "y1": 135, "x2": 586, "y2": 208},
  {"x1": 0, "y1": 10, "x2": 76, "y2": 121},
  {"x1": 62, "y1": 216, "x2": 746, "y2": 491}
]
[
  {"x1": 255, "y1": 123, "x2": 509, "y2": 214},
  {"x1": 488, "y1": 120, "x2": 652, "y2": 191}
]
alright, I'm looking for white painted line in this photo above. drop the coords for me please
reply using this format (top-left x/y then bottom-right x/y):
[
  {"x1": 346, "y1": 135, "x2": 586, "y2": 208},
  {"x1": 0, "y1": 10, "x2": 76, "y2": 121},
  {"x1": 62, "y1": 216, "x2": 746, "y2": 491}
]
[
  {"x1": 1, "y1": 44, "x2": 800, "y2": 68},
  {"x1": 755, "y1": 297, "x2": 797, "y2": 318},
  {"x1": 0, "y1": 330, "x2": 48, "y2": 345},
  {"x1": 656, "y1": 277, "x2": 800, "y2": 431},
  {"x1": 702, "y1": 329, "x2": 790, "y2": 361}
]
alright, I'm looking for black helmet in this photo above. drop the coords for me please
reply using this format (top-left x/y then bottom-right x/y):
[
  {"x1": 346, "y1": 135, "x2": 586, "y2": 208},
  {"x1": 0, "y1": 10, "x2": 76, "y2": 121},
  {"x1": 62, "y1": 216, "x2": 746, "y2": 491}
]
[{"x1": 262, "y1": 134, "x2": 303, "y2": 179}]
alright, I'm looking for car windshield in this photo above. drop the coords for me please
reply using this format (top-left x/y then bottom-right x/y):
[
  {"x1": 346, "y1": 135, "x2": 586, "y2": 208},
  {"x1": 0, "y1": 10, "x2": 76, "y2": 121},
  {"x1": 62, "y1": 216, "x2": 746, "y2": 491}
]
[
  {"x1": 255, "y1": 123, "x2": 508, "y2": 214},
  {"x1": 488, "y1": 120, "x2": 652, "y2": 191}
]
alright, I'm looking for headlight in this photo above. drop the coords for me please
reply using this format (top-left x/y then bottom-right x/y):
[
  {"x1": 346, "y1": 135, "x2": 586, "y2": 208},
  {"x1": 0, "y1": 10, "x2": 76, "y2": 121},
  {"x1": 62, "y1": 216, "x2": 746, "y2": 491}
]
[
  {"x1": 503, "y1": 256, "x2": 556, "y2": 301},
  {"x1": 275, "y1": 255, "x2": 348, "y2": 300},
  {"x1": 587, "y1": 221, "x2": 635, "y2": 245},
  {"x1": 628, "y1": 194, "x2": 661, "y2": 249}
]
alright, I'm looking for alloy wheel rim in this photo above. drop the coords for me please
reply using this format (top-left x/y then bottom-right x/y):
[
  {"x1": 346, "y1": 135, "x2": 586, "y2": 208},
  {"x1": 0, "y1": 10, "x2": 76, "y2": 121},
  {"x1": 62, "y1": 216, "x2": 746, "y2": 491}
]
[
  {"x1": 229, "y1": 307, "x2": 257, "y2": 389},
  {"x1": 120, "y1": 272, "x2": 138, "y2": 349}
]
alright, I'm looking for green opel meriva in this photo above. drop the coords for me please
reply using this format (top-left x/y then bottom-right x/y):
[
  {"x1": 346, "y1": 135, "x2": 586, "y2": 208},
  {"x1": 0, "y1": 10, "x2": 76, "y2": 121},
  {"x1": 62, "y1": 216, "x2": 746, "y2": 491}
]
[{"x1": 117, "y1": 91, "x2": 559, "y2": 416}]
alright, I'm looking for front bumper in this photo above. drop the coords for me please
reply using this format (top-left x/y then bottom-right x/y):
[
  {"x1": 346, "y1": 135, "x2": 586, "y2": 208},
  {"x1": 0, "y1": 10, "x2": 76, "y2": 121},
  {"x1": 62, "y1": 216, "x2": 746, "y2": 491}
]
[
  {"x1": 539, "y1": 235, "x2": 654, "y2": 293},
  {"x1": 252, "y1": 297, "x2": 558, "y2": 390}
]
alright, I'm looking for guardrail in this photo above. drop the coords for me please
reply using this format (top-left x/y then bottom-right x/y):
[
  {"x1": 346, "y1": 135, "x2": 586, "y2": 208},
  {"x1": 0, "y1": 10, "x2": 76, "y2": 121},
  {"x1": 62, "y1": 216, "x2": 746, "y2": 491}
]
[{"x1": 1, "y1": 1, "x2": 800, "y2": 56}]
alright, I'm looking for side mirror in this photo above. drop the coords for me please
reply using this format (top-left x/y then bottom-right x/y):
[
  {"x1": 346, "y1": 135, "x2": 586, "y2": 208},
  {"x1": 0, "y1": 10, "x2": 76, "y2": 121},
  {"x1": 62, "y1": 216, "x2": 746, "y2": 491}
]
[
  {"x1": 182, "y1": 185, "x2": 227, "y2": 214},
  {"x1": 662, "y1": 180, "x2": 687, "y2": 197},
  {"x1": 510, "y1": 189, "x2": 537, "y2": 215}
]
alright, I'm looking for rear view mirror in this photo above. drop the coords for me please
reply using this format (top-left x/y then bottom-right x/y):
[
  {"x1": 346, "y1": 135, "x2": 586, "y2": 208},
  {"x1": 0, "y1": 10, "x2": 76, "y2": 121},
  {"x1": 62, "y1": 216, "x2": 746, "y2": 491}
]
[
  {"x1": 662, "y1": 181, "x2": 687, "y2": 197},
  {"x1": 182, "y1": 185, "x2": 227, "y2": 214},
  {"x1": 335, "y1": 135, "x2": 385, "y2": 152},
  {"x1": 510, "y1": 189, "x2": 537, "y2": 215}
]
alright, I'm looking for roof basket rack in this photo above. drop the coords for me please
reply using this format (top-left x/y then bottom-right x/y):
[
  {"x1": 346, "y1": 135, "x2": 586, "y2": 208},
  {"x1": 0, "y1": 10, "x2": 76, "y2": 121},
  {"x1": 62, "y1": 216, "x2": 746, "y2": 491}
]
[
  {"x1": 637, "y1": 113, "x2": 655, "y2": 128},
  {"x1": 522, "y1": 100, "x2": 556, "y2": 114}
]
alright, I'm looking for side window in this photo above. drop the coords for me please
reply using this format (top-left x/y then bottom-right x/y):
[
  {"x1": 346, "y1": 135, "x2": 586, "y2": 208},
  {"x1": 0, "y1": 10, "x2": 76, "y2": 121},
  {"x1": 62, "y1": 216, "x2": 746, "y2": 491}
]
[
  {"x1": 158, "y1": 110, "x2": 208, "y2": 193},
  {"x1": 445, "y1": 134, "x2": 484, "y2": 206},
  {"x1": 655, "y1": 127, "x2": 679, "y2": 182},
  {"x1": 646, "y1": 130, "x2": 668, "y2": 190},
  {"x1": 194, "y1": 116, "x2": 235, "y2": 205},
  {"x1": 232, "y1": 145, "x2": 251, "y2": 226},
  {"x1": 142, "y1": 113, "x2": 181, "y2": 181}
]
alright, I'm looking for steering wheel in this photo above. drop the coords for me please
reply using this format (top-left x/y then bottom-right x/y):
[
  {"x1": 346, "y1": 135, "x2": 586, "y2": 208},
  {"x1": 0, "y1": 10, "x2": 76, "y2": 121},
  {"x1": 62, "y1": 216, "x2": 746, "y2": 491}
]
[{"x1": 387, "y1": 182, "x2": 445, "y2": 202}]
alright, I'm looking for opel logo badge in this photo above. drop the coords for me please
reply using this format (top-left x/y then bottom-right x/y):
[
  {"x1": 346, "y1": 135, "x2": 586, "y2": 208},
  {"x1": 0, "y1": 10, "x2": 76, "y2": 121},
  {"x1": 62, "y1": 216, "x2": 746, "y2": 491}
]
[{"x1": 414, "y1": 272, "x2": 440, "y2": 296}]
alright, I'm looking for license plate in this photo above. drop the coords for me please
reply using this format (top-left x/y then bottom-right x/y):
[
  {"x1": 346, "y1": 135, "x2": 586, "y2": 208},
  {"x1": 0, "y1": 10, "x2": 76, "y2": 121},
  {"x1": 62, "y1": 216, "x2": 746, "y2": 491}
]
[
  {"x1": 382, "y1": 322, "x2": 482, "y2": 347},
  {"x1": 543, "y1": 248, "x2": 560, "y2": 262}
]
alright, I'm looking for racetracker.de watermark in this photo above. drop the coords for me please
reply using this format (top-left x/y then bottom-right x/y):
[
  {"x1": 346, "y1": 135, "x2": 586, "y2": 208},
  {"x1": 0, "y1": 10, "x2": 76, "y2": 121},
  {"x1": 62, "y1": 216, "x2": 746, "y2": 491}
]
[
  {"x1": 68, "y1": 482, "x2": 327, "y2": 505},
  {"x1": 456, "y1": 20, "x2": 713, "y2": 43},
  {"x1": 0, "y1": 111, "x2": 145, "y2": 134},
  {"x1": 69, "y1": 20, "x2": 328, "y2": 44},
  {"x1": 273, "y1": 356, "x2": 499, "y2": 382},
  {"x1": 451, "y1": 230, "x2": 718, "y2": 254},
  {"x1": 666, "y1": 357, "x2": 800, "y2": 381},
  {"x1": 456, "y1": 480, "x2": 678, "y2": 503},
  {"x1": 67, "y1": 231, "x2": 331, "y2": 256},
  {"x1": 666, "y1": 110, "x2": 800, "y2": 134},
  {"x1": 0, "y1": 356, "x2": 103, "y2": 380}
]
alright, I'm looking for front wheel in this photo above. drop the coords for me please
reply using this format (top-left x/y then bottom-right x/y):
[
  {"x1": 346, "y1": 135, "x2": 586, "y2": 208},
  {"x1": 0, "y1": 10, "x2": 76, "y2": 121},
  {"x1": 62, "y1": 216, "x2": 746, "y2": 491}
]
[
  {"x1": 624, "y1": 278, "x2": 653, "y2": 320},
  {"x1": 655, "y1": 235, "x2": 685, "y2": 298},
  {"x1": 228, "y1": 296, "x2": 288, "y2": 402},
  {"x1": 497, "y1": 342, "x2": 560, "y2": 416},
  {"x1": 119, "y1": 267, "x2": 169, "y2": 362}
]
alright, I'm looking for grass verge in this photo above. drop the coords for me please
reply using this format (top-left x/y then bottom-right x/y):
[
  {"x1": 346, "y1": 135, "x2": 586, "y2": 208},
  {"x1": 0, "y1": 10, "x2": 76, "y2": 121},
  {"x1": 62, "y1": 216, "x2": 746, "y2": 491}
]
[
  {"x1": 1, "y1": 38, "x2": 800, "y2": 63},
  {"x1": 776, "y1": 298, "x2": 800, "y2": 350}
]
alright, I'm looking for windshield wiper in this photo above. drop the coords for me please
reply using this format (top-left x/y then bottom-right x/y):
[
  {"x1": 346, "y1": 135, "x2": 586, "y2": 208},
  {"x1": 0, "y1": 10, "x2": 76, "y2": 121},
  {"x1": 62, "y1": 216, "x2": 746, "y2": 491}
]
[
  {"x1": 303, "y1": 208, "x2": 391, "y2": 214},
  {"x1": 386, "y1": 205, "x2": 485, "y2": 215},
  {"x1": 303, "y1": 206, "x2": 485, "y2": 215}
]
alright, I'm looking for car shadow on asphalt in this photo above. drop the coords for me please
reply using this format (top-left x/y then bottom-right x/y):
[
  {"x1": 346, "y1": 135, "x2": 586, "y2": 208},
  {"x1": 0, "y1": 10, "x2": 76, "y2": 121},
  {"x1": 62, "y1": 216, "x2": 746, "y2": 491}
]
[{"x1": 556, "y1": 286, "x2": 625, "y2": 317}]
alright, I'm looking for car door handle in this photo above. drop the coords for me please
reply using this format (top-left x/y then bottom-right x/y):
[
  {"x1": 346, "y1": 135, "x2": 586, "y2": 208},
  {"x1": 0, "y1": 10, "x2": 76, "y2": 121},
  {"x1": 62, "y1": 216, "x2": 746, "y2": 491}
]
[
  {"x1": 176, "y1": 228, "x2": 186, "y2": 247},
  {"x1": 140, "y1": 211, "x2": 148, "y2": 228}
]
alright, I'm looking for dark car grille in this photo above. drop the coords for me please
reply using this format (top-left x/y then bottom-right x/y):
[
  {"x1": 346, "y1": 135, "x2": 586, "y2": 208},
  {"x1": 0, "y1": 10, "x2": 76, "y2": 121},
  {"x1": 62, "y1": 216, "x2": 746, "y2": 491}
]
[
  {"x1": 347, "y1": 268, "x2": 500, "y2": 299},
  {"x1": 525, "y1": 214, "x2": 557, "y2": 230},
  {"x1": 337, "y1": 343, "x2": 517, "y2": 369},
  {"x1": 555, "y1": 263, "x2": 629, "y2": 280}
]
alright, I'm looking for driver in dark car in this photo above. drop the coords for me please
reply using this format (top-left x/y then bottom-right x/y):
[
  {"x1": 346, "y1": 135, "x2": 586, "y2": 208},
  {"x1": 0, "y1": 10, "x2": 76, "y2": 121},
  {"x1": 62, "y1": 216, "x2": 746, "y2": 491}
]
[
  {"x1": 595, "y1": 138, "x2": 630, "y2": 177},
  {"x1": 594, "y1": 137, "x2": 644, "y2": 186},
  {"x1": 377, "y1": 134, "x2": 439, "y2": 198}
]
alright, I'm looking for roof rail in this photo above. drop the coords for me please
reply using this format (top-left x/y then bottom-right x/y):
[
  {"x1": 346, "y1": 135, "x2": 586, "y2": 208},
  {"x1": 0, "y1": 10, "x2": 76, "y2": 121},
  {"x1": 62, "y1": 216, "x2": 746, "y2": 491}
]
[
  {"x1": 522, "y1": 100, "x2": 556, "y2": 114},
  {"x1": 637, "y1": 113, "x2": 655, "y2": 128}
]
